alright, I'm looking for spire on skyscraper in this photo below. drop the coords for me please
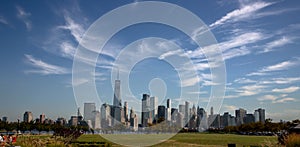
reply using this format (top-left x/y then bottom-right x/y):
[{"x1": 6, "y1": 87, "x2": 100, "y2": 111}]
[{"x1": 117, "y1": 68, "x2": 119, "y2": 80}]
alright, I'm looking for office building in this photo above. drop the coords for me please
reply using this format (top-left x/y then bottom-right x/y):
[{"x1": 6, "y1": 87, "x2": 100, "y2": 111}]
[
  {"x1": 101, "y1": 103, "x2": 111, "y2": 128},
  {"x1": 23, "y1": 111, "x2": 33, "y2": 123},
  {"x1": 124, "y1": 102, "x2": 129, "y2": 122},
  {"x1": 69, "y1": 116, "x2": 78, "y2": 126},
  {"x1": 157, "y1": 105, "x2": 166, "y2": 120},
  {"x1": 171, "y1": 108, "x2": 178, "y2": 123},
  {"x1": 166, "y1": 99, "x2": 171, "y2": 121},
  {"x1": 130, "y1": 108, "x2": 138, "y2": 131},
  {"x1": 56, "y1": 117, "x2": 66, "y2": 126},
  {"x1": 235, "y1": 108, "x2": 246, "y2": 126},
  {"x1": 113, "y1": 76, "x2": 122, "y2": 125},
  {"x1": 84, "y1": 103, "x2": 96, "y2": 122},
  {"x1": 142, "y1": 94, "x2": 151, "y2": 127},
  {"x1": 185, "y1": 101, "x2": 190, "y2": 125},
  {"x1": 93, "y1": 110, "x2": 101, "y2": 129},
  {"x1": 244, "y1": 114, "x2": 255, "y2": 124},
  {"x1": 179, "y1": 104, "x2": 185, "y2": 114},
  {"x1": 254, "y1": 110, "x2": 259, "y2": 122},
  {"x1": 150, "y1": 96, "x2": 158, "y2": 122},
  {"x1": 257, "y1": 108, "x2": 265, "y2": 123},
  {"x1": 222, "y1": 112, "x2": 230, "y2": 127},
  {"x1": 40, "y1": 113, "x2": 45, "y2": 123},
  {"x1": 1, "y1": 116, "x2": 7, "y2": 122}
]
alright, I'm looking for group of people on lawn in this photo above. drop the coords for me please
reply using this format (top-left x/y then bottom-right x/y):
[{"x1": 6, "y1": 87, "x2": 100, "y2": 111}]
[{"x1": 0, "y1": 134, "x2": 17, "y2": 146}]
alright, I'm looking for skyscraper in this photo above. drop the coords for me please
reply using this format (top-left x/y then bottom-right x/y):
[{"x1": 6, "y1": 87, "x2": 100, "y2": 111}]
[
  {"x1": 235, "y1": 108, "x2": 247, "y2": 126},
  {"x1": 197, "y1": 107, "x2": 208, "y2": 131},
  {"x1": 40, "y1": 113, "x2": 45, "y2": 123},
  {"x1": 124, "y1": 102, "x2": 129, "y2": 122},
  {"x1": 171, "y1": 108, "x2": 178, "y2": 123},
  {"x1": 244, "y1": 114, "x2": 255, "y2": 124},
  {"x1": 101, "y1": 103, "x2": 111, "y2": 128},
  {"x1": 23, "y1": 111, "x2": 33, "y2": 123},
  {"x1": 157, "y1": 105, "x2": 166, "y2": 120},
  {"x1": 113, "y1": 74, "x2": 122, "y2": 125},
  {"x1": 257, "y1": 108, "x2": 265, "y2": 123},
  {"x1": 166, "y1": 99, "x2": 171, "y2": 121},
  {"x1": 93, "y1": 110, "x2": 101, "y2": 129},
  {"x1": 185, "y1": 101, "x2": 190, "y2": 125},
  {"x1": 113, "y1": 78, "x2": 121, "y2": 107},
  {"x1": 84, "y1": 103, "x2": 96, "y2": 122},
  {"x1": 222, "y1": 112, "x2": 230, "y2": 127},
  {"x1": 69, "y1": 116, "x2": 78, "y2": 126},
  {"x1": 142, "y1": 94, "x2": 151, "y2": 127},
  {"x1": 179, "y1": 104, "x2": 185, "y2": 114},
  {"x1": 254, "y1": 110, "x2": 259, "y2": 122},
  {"x1": 150, "y1": 96, "x2": 158, "y2": 122},
  {"x1": 2, "y1": 116, "x2": 7, "y2": 122},
  {"x1": 130, "y1": 108, "x2": 138, "y2": 131}
]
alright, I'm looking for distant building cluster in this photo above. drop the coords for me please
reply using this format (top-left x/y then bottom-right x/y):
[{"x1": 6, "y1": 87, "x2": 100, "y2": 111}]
[
  {"x1": 208, "y1": 107, "x2": 265, "y2": 129},
  {"x1": 0, "y1": 77, "x2": 266, "y2": 132},
  {"x1": 64, "y1": 76, "x2": 266, "y2": 131}
]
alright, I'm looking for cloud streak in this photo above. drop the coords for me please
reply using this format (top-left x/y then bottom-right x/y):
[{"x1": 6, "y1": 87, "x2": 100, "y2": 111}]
[
  {"x1": 247, "y1": 59, "x2": 299, "y2": 76},
  {"x1": 24, "y1": 54, "x2": 69, "y2": 75},
  {"x1": 0, "y1": 15, "x2": 8, "y2": 25},
  {"x1": 210, "y1": 2, "x2": 272, "y2": 28},
  {"x1": 272, "y1": 86, "x2": 300, "y2": 93},
  {"x1": 16, "y1": 6, "x2": 32, "y2": 31},
  {"x1": 58, "y1": 15, "x2": 85, "y2": 43},
  {"x1": 259, "y1": 36, "x2": 292, "y2": 53},
  {"x1": 258, "y1": 94, "x2": 296, "y2": 103}
]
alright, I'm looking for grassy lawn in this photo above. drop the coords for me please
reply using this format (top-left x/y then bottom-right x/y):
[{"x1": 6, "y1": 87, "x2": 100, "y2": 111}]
[
  {"x1": 76, "y1": 133, "x2": 277, "y2": 147},
  {"x1": 13, "y1": 133, "x2": 278, "y2": 146}
]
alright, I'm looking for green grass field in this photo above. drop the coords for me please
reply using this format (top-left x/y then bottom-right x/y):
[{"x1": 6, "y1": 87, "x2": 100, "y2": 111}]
[{"x1": 76, "y1": 133, "x2": 278, "y2": 147}]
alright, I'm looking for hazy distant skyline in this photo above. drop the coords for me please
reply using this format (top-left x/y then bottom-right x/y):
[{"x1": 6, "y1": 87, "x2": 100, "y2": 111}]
[{"x1": 0, "y1": 0, "x2": 300, "y2": 122}]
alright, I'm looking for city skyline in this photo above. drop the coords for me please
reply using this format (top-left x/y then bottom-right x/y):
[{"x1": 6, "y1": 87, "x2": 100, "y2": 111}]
[
  {"x1": 0, "y1": 100, "x2": 266, "y2": 130},
  {"x1": 0, "y1": 1, "x2": 300, "y2": 122}
]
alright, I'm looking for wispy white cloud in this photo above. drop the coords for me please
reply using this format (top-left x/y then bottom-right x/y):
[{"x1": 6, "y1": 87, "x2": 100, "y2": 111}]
[
  {"x1": 0, "y1": 15, "x2": 8, "y2": 25},
  {"x1": 222, "y1": 104, "x2": 238, "y2": 112},
  {"x1": 258, "y1": 94, "x2": 277, "y2": 101},
  {"x1": 16, "y1": 6, "x2": 32, "y2": 31},
  {"x1": 272, "y1": 86, "x2": 300, "y2": 93},
  {"x1": 261, "y1": 77, "x2": 300, "y2": 85},
  {"x1": 159, "y1": 49, "x2": 182, "y2": 60},
  {"x1": 181, "y1": 76, "x2": 200, "y2": 87},
  {"x1": 274, "y1": 97, "x2": 296, "y2": 103},
  {"x1": 259, "y1": 36, "x2": 293, "y2": 53},
  {"x1": 210, "y1": 2, "x2": 272, "y2": 28},
  {"x1": 69, "y1": 78, "x2": 89, "y2": 87},
  {"x1": 219, "y1": 32, "x2": 264, "y2": 52},
  {"x1": 234, "y1": 77, "x2": 256, "y2": 84},
  {"x1": 60, "y1": 41, "x2": 76, "y2": 58},
  {"x1": 247, "y1": 59, "x2": 299, "y2": 76},
  {"x1": 222, "y1": 46, "x2": 250, "y2": 60},
  {"x1": 24, "y1": 54, "x2": 69, "y2": 75},
  {"x1": 188, "y1": 32, "x2": 264, "y2": 63},
  {"x1": 225, "y1": 84, "x2": 267, "y2": 99},
  {"x1": 258, "y1": 94, "x2": 296, "y2": 104},
  {"x1": 261, "y1": 60, "x2": 297, "y2": 72},
  {"x1": 58, "y1": 15, "x2": 85, "y2": 43}
]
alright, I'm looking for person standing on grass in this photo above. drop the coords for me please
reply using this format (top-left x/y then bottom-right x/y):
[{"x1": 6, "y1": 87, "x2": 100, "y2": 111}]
[
  {"x1": 0, "y1": 134, "x2": 3, "y2": 144},
  {"x1": 12, "y1": 135, "x2": 17, "y2": 144},
  {"x1": 0, "y1": 134, "x2": 5, "y2": 147},
  {"x1": 8, "y1": 135, "x2": 12, "y2": 145}
]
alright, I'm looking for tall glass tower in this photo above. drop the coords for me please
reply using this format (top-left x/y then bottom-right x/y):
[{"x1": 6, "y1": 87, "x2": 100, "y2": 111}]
[
  {"x1": 113, "y1": 71, "x2": 122, "y2": 125},
  {"x1": 113, "y1": 79, "x2": 121, "y2": 107}
]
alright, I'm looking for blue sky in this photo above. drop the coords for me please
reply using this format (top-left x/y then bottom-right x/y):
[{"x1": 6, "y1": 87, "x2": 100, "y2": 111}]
[{"x1": 0, "y1": 0, "x2": 300, "y2": 122}]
